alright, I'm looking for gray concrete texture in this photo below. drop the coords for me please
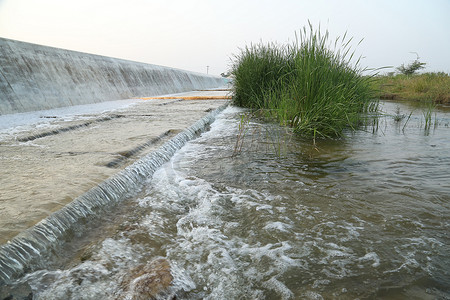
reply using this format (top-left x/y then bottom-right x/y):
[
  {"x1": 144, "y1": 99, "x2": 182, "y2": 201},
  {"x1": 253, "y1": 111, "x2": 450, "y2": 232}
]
[
  {"x1": 0, "y1": 37, "x2": 227, "y2": 114},
  {"x1": 0, "y1": 92, "x2": 230, "y2": 244}
]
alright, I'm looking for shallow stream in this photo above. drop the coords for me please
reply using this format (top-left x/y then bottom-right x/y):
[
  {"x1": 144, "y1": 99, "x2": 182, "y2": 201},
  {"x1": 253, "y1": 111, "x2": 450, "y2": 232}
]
[{"x1": 4, "y1": 101, "x2": 450, "y2": 299}]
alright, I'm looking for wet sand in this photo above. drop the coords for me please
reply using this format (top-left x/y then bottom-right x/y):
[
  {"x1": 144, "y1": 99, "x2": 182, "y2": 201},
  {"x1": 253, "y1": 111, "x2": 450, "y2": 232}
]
[{"x1": 0, "y1": 90, "x2": 230, "y2": 244}]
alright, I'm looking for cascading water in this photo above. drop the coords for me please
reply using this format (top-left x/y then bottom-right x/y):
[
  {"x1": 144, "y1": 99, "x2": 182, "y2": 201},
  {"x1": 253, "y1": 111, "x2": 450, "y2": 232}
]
[
  {"x1": 0, "y1": 104, "x2": 227, "y2": 287},
  {"x1": 1, "y1": 102, "x2": 449, "y2": 299},
  {"x1": 15, "y1": 115, "x2": 125, "y2": 142}
]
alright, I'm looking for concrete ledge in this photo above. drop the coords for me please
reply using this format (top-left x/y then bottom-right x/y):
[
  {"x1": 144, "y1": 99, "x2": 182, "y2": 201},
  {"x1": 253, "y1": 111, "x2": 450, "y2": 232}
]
[
  {"x1": 0, "y1": 93, "x2": 229, "y2": 245},
  {"x1": 0, "y1": 38, "x2": 227, "y2": 114},
  {"x1": 0, "y1": 102, "x2": 228, "y2": 284}
]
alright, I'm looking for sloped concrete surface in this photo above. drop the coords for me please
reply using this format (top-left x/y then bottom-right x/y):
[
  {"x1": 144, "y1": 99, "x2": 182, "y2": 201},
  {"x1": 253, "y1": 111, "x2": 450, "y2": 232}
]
[
  {"x1": 0, "y1": 90, "x2": 230, "y2": 244},
  {"x1": 0, "y1": 37, "x2": 226, "y2": 114}
]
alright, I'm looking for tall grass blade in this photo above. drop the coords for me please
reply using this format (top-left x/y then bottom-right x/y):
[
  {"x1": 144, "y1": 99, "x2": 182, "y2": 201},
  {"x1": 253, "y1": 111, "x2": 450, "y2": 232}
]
[{"x1": 230, "y1": 24, "x2": 379, "y2": 139}]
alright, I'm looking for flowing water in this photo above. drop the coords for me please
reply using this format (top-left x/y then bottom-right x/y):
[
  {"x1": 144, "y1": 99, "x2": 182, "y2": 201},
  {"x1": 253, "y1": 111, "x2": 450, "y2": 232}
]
[{"x1": 2, "y1": 101, "x2": 450, "y2": 299}]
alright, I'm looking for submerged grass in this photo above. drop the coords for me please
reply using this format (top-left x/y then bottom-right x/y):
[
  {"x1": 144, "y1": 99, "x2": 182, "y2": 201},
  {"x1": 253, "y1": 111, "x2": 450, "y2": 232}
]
[{"x1": 231, "y1": 24, "x2": 378, "y2": 139}]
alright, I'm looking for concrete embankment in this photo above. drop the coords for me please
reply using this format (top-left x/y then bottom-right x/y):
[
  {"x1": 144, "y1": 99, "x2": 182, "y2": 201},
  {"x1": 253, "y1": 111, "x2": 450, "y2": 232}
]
[
  {"x1": 0, "y1": 37, "x2": 226, "y2": 114},
  {"x1": 0, "y1": 91, "x2": 230, "y2": 245},
  {"x1": 0, "y1": 94, "x2": 230, "y2": 283}
]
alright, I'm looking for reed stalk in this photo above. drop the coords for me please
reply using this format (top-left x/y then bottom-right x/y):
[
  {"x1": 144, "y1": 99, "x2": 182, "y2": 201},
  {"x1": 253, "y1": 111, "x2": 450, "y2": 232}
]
[
  {"x1": 231, "y1": 24, "x2": 378, "y2": 139},
  {"x1": 422, "y1": 101, "x2": 436, "y2": 132}
]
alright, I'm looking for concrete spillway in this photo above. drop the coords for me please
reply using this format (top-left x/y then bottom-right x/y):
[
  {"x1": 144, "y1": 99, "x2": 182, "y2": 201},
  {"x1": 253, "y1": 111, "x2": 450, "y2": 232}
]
[
  {"x1": 0, "y1": 38, "x2": 230, "y2": 287},
  {"x1": 0, "y1": 37, "x2": 226, "y2": 114}
]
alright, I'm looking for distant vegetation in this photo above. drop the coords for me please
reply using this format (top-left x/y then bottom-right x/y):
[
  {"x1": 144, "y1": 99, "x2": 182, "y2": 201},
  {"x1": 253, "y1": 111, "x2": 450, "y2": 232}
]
[
  {"x1": 374, "y1": 72, "x2": 450, "y2": 104},
  {"x1": 230, "y1": 24, "x2": 378, "y2": 139},
  {"x1": 373, "y1": 55, "x2": 450, "y2": 104},
  {"x1": 396, "y1": 54, "x2": 426, "y2": 75}
]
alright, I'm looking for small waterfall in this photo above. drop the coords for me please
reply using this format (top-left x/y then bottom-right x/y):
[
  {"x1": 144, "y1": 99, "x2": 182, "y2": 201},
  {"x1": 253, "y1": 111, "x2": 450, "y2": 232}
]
[
  {"x1": 16, "y1": 114, "x2": 124, "y2": 142},
  {"x1": 0, "y1": 103, "x2": 228, "y2": 285},
  {"x1": 105, "y1": 129, "x2": 175, "y2": 168}
]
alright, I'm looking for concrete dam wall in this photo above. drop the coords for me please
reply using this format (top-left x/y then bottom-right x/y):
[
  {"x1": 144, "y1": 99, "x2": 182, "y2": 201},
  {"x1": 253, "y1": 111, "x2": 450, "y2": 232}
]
[{"x1": 0, "y1": 37, "x2": 227, "y2": 114}]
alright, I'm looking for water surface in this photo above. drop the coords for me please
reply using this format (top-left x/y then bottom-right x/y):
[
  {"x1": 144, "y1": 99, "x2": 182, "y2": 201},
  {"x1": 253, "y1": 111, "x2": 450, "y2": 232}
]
[{"x1": 10, "y1": 101, "x2": 450, "y2": 299}]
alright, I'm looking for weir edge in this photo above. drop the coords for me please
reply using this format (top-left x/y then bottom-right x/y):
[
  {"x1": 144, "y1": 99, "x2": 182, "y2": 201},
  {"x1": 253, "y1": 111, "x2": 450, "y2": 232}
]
[{"x1": 0, "y1": 103, "x2": 229, "y2": 285}]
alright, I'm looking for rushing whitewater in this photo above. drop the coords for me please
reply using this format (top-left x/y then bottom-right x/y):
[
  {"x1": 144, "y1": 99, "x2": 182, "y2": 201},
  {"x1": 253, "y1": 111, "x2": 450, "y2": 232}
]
[{"x1": 2, "y1": 103, "x2": 449, "y2": 299}]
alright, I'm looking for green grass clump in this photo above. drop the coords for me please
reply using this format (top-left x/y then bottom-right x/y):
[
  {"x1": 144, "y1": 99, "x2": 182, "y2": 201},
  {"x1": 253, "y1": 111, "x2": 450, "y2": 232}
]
[
  {"x1": 231, "y1": 24, "x2": 378, "y2": 139},
  {"x1": 374, "y1": 72, "x2": 450, "y2": 104}
]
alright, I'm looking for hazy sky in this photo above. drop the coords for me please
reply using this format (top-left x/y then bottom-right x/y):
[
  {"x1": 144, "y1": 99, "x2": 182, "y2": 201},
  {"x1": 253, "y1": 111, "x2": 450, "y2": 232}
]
[{"x1": 0, "y1": 0, "x2": 449, "y2": 75}]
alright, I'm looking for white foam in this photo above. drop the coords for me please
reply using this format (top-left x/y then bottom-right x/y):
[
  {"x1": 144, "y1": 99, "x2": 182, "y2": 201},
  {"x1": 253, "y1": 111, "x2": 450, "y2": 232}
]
[
  {"x1": 265, "y1": 277, "x2": 294, "y2": 300},
  {"x1": 303, "y1": 291, "x2": 325, "y2": 300},
  {"x1": 358, "y1": 252, "x2": 380, "y2": 267},
  {"x1": 22, "y1": 237, "x2": 152, "y2": 299},
  {"x1": 264, "y1": 221, "x2": 293, "y2": 232},
  {"x1": 25, "y1": 263, "x2": 115, "y2": 300}
]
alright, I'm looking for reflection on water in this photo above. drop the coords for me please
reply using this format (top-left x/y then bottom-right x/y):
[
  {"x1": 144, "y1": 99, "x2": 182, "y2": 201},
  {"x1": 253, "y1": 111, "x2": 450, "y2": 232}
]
[{"x1": 5, "y1": 101, "x2": 450, "y2": 299}]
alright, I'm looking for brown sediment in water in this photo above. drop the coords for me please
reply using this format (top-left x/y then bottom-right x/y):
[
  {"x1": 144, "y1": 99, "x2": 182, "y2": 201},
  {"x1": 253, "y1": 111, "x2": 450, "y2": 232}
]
[
  {"x1": 379, "y1": 93, "x2": 399, "y2": 100},
  {"x1": 118, "y1": 258, "x2": 174, "y2": 300}
]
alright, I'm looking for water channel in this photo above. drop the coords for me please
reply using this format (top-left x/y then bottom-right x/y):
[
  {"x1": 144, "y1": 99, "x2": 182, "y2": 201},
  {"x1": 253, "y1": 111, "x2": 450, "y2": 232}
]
[{"x1": 2, "y1": 100, "x2": 450, "y2": 299}]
